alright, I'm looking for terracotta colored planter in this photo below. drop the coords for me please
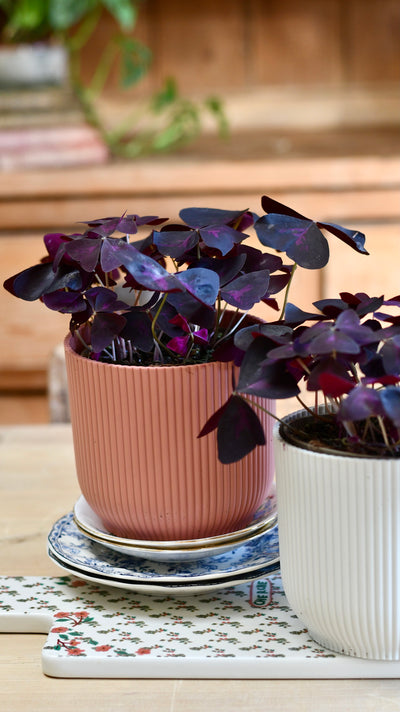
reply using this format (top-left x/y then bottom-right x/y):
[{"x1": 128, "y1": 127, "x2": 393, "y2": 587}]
[{"x1": 64, "y1": 337, "x2": 275, "y2": 540}]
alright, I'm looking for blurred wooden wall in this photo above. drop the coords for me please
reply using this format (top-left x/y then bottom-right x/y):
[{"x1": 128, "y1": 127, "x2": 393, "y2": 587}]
[
  {"x1": 80, "y1": 0, "x2": 400, "y2": 95},
  {"x1": 1, "y1": 0, "x2": 399, "y2": 423}
]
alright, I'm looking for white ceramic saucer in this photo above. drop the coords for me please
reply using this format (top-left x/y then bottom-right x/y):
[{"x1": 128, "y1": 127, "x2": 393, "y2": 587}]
[
  {"x1": 73, "y1": 485, "x2": 277, "y2": 562},
  {"x1": 48, "y1": 512, "x2": 279, "y2": 583}
]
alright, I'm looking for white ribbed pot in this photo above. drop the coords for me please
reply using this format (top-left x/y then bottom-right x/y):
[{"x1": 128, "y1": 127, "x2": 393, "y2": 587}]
[{"x1": 274, "y1": 409, "x2": 400, "y2": 660}]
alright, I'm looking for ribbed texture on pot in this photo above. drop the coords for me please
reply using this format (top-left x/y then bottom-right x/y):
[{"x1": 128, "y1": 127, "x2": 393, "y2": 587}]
[
  {"x1": 65, "y1": 338, "x2": 275, "y2": 541},
  {"x1": 274, "y1": 412, "x2": 400, "y2": 660}
]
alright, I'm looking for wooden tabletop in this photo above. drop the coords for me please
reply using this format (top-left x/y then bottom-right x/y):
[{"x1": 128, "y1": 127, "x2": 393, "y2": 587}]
[{"x1": 2, "y1": 424, "x2": 400, "y2": 711}]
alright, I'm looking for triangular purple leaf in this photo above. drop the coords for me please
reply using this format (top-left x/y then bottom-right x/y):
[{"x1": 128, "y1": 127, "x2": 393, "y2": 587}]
[
  {"x1": 238, "y1": 335, "x2": 300, "y2": 398},
  {"x1": 239, "y1": 244, "x2": 283, "y2": 273},
  {"x1": 120, "y1": 310, "x2": 154, "y2": 351},
  {"x1": 175, "y1": 267, "x2": 219, "y2": 306},
  {"x1": 198, "y1": 399, "x2": 230, "y2": 438},
  {"x1": 317, "y1": 221, "x2": 368, "y2": 255},
  {"x1": 65, "y1": 237, "x2": 101, "y2": 272},
  {"x1": 199, "y1": 224, "x2": 246, "y2": 255},
  {"x1": 381, "y1": 335, "x2": 400, "y2": 375},
  {"x1": 261, "y1": 195, "x2": 308, "y2": 220},
  {"x1": 119, "y1": 243, "x2": 183, "y2": 292},
  {"x1": 255, "y1": 214, "x2": 330, "y2": 269},
  {"x1": 153, "y1": 229, "x2": 199, "y2": 258},
  {"x1": 42, "y1": 291, "x2": 87, "y2": 313},
  {"x1": 379, "y1": 387, "x2": 400, "y2": 427},
  {"x1": 338, "y1": 385, "x2": 384, "y2": 422},
  {"x1": 216, "y1": 395, "x2": 266, "y2": 464},
  {"x1": 100, "y1": 237, "x2": 130, "y2": 272},
  {"x1": 179, "y1": 207, "x2": 251, "y2": 230},
  {"x1": 91, "y1": 312, "x2": 127, "y2": 352},
  {"x1": 221, "y1": 269, "x2": 270, "y2": 310},
  {"x1": 166, "y1": 291, "x2": 216, "y2": 327},
  {"x1": 284, "y1": 303, "x2": 323, "y2": 324},
  {"x1": 85, "y1": 286, "x2": 129, "y2": 313}
]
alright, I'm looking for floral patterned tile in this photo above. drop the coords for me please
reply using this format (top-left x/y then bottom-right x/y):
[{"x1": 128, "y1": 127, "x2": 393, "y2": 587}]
[{"x1": 0, "y1": 575, "x2": 399, "y2": 678}]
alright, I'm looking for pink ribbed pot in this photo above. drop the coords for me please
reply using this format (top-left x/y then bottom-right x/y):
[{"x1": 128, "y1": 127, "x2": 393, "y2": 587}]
[{"x1": 64, "y1": 336, "x2": 275, "y2": 541}]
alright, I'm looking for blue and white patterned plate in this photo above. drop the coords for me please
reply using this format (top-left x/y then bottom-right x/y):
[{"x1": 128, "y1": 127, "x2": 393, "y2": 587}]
[
  {"x1": 48, "y1": 512, "x2": 279, "y2": 584},
  {"x1": 47, "y1": 548, "x2": 280, "y2": 595}
]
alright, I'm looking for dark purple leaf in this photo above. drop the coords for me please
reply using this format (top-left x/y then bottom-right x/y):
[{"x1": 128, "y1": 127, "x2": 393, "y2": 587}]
[
  {"x1": 42, "y1": 291, "x2": 87, "y2": 313},
  {"x1": 43, "y1": 232, "x2": 71, "y2": 260},
  {"x1": 166, "y1": 291, "x2": 216, "y2": 327},
  {"x1": 198, "y1": 399, "x2": 230, "y2": 438},
  {"x1": 307, "y1": 327, "x2": 361, "y2": 355},
  {"x1": 237, "y1": 336, "x2": 300, "y2": 398},
  {"x1": 3, "y1": 263, "x2": 81, "y2": 302},
  {"x1": 381, "y1": 335, "x2": 400, "y2": 374},
  {"x1": 216, "y1": 395, "x2": 266, "y2": 464},
  {"x1": 153, "y1": 229, "x2": 199, "y2": 258},
  {"x1": 234, "y1": 323, "x2": 292, "y2": 352},
  {"x1": 179, "y1": 207, "x2": 252, "y2": 230},
  {"x1": 255, "y1": 214, "x2": 330, "y2": 269},
  {"x1": 239, "y1": 244, "x2": 283, "y2": 273},
  {"x1": 261, "y1": 195, "x2": 307, "y2": 220},
  {"x1": 338, "y1": 386, "x2": 383, "y2": 422},
  {"x1": 313, "y1": 298, "x2": 348, "y2": 318},
  {"x1": 221, "y1": 269, "x2": 270, "y2": 310},
  {"x1": 119, "y1": 243, "x2": 183, "y2": 292},
  {"x1": 317, "y1": 221, "x2": 368, "y2": 255},
  {"x1": 119, "y1": 310, "x2": 154, "y2": 351},
  {"x1": 380, "y1": 387, "x2": 400, "y2": 427},
  {"x1": 194, "y1": 253, "x2": 247, "y2": 286},
  {"x1": 260, "y1": 195, "x2": 368, "y2": 259},
  {"x1": 100, "y1": 237, "x2": 130, "y2": 272},
  {"x1": 284, "y1": 303, "x2": 324, "y2": 325},
  {"x1": 150, "y1": 301, "x2": 182, "y2": 337},
  {"x1": 82, "y1": 214, "x2": 165, "y2": 237},
  {"x1": 306, "y1": 357, "x2": 354, "y2": 392},
  {"x1": 85, "y1": 287, "x2": 129, "y2": 313},
  {"x1": 91, "y1": 312, "x2": 127, "y2": 352},
  {"x1": 70, "y1": 303, "x2": 93, "y2": 330},
  {"x1": 199, "y1": 224, "x2": 246, "y2": 255},
  {"x1": 355, "y1": 295, "x2": 384, "y2": 317},
  {"x1": 334, "y1": 309, "x2": 378, "y2": 345},
  {"x1": 212, "y1": 338, "x2": 246, "y2": 365},
  {"x1": 65, "y1": 237, "x2": 101, "y2": 272},
  {"x1": 267, "y1": 272, "x2": 291, "y2": 295},
  {"x1": 175, "y1": 267, "x2": 219, "y2": 306}
]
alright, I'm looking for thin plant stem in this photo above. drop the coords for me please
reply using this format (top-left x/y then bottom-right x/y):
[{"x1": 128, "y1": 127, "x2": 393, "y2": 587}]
[{"x1": 278, "y1": 264, "x2": 297, "y2": 321}]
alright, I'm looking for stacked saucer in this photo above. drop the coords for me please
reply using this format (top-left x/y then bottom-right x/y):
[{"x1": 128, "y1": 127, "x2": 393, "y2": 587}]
[{"x1": 47, "y1": 487, "x2": 279, "y2": 595}]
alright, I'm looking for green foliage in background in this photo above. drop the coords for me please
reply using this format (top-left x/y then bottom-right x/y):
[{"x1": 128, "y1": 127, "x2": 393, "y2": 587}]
[{"x1": 0, "y1": 0, "x2": 228, "y2": 157}]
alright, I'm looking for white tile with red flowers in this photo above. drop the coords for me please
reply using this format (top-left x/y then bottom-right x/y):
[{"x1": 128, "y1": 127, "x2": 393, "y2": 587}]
[{"x1": 1, "y1": 575, "x2": 399, "y2": 678}]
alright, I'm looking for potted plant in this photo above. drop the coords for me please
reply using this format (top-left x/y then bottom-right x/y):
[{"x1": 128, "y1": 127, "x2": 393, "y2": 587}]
[
  {"x1": 4, "y1": 200, "x2": 291, "y2": 543},
  {"x1": 200, "y1": 196, "x2": 400, "y2": 660}
]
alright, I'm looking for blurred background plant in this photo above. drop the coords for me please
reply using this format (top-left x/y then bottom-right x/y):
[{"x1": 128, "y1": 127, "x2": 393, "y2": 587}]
[{"x1": 0, "y1": 0, "x2": 228, "y2": 157}]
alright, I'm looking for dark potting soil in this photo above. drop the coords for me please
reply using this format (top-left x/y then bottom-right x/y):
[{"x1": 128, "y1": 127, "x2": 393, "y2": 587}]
[{"x1": 281, "y1": 412, "x2": 400, "y2": 458}]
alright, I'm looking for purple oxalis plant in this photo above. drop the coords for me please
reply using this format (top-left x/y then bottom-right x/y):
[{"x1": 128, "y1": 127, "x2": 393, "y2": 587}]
[{"x1": 6, "y1": 194, "x2": 386, "y2": 463}]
